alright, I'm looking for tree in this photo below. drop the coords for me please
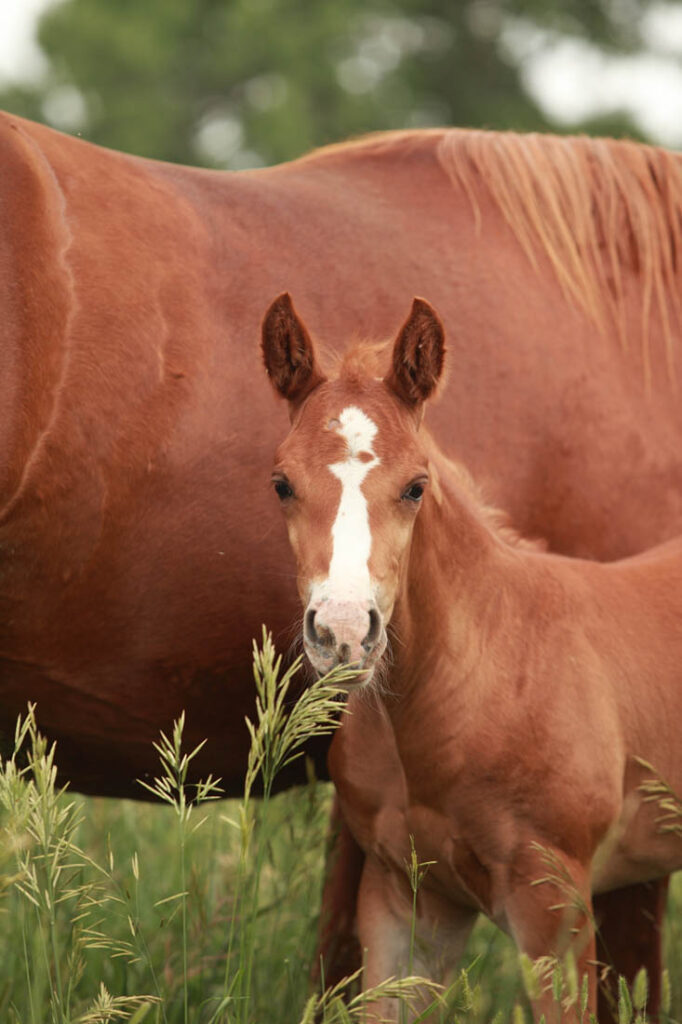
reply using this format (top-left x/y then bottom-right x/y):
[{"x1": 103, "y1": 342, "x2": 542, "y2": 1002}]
[{"x1": 0, "y1": 0, "x2": 654, "y2": 168}]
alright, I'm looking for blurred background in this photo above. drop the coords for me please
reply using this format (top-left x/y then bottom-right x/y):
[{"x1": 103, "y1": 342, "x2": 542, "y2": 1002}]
[{"x1": 2, "y1": 0, "x2": 682, "y2": 169}]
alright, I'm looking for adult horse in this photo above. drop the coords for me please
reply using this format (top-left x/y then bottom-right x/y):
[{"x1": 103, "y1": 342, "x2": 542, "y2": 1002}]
[{"x1": 1, "y1": 111, "x2": 681, "y2": 1016}]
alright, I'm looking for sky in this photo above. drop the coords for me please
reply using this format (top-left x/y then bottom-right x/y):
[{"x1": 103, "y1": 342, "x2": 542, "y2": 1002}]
[
  {"x1": 0, "y1": 0, "x2": 51, "y2": 83},
  {"x1": 503, "y1": 4, "x2": 682, "y2": 147},
  {"x1": 2, "y1": 0, "x2": 682, "y2": 148}
]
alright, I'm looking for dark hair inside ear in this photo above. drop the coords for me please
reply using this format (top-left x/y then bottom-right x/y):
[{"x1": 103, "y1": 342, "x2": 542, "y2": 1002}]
[
  {"x1": 385, "y1": 298, "x2": 446, "y2": 408},
  {"x1": 261, "y1": 292, "x2": 326, "y2": 406}
]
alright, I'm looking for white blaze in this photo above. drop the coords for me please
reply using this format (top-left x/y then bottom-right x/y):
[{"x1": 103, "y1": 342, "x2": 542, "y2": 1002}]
[{"x1": 319, "y1": 406, "x2": 380, "y2": 601}]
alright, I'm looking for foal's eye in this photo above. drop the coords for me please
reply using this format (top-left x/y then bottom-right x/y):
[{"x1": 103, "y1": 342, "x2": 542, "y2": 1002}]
[
  {"x1": 402, "y1": 481, "x2": 425, "y2": 503},
  {"x1": 273, "y1": 479, "x2": 294, "y2": 501}
]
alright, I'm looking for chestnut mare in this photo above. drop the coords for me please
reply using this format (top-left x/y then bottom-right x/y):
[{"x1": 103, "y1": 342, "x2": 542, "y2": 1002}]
[
  {"x1": 263, "y1": 295, "x2": 682, "y2": 1022},
  {"x1": 3, "y1": 111, "x2": 682, "y2": 1016}
]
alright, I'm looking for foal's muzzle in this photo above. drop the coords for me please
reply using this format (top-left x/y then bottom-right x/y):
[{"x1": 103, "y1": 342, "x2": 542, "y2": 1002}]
[{"x1": 303, "y1": 599, "x2": 385, "y2": 684}]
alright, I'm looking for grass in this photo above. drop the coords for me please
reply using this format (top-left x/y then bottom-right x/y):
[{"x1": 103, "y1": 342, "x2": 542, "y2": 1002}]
[{"x1": 0, "y1": 633, "x2": 679, "y2": 1023}]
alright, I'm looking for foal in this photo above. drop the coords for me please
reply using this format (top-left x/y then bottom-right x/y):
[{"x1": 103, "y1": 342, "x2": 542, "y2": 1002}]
[{"x1": 262, "y1": 293, "x2": 682, "y2": 1022}]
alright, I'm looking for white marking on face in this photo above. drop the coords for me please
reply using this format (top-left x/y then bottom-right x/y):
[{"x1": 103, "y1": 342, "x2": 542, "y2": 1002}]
[{"x1": 315, "y1": 406, "x2": 380, "y2": 602}]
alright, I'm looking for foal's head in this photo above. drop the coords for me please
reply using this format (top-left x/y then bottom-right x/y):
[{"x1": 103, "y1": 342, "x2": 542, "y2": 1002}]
[{"x1": 262, "y1": 293, "x2": 445, "y2": 687}]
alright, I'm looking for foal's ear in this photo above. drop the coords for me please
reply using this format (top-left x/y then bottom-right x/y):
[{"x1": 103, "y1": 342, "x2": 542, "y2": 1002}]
[
  {"x1": 384, "y1": 298, "x2": 446, "y2": 409},
  {"x1": 262, "y1": 293, "x2": 326, "y2": 408}
]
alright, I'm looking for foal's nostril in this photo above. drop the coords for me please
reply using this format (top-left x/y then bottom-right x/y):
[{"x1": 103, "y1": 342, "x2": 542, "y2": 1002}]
[
  {"x1": 304, "y1": 608, "x2": 318, "y2": 645},
  {"x1": 305, "y1": 607, "x2": 335, "y2": 649},
  {"x1": 362, "y1": 606, "x2": 382, "y2": 653}
]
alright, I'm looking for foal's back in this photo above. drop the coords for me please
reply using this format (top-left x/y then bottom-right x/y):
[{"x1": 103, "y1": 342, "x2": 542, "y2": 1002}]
[{"x1": 525, "y1": 531, "x2": 682, "y2": 725}]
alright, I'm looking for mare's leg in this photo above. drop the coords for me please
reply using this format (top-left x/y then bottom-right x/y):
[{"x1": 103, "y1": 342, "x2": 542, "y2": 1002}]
[
  {"x1": 594, "y1": 878, "x2": 668, "y2": 1024},
  {"x1": 503, "y1": 846, "x2": 596, "y2": 1024},
  {"x1": 314, "y1": 795, "x2": 364, "y2": 989},
  {"x1": 357, "y1": 853, "x2": 476, "y2": 1022}
]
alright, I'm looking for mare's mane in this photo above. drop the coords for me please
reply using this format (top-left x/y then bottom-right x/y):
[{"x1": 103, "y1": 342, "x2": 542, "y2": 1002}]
[{"x1": 305, "y1": 128, "x2": 682, "y2": 386}]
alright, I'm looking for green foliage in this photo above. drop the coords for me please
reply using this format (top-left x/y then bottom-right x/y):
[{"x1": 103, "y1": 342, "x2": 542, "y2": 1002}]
[
  {"x1": 0, "y1": 706, "x2": 159, "y2": 1024},
  {"x1": 245, "y1": 628, "x2": 354, "y2": 802},
  {"x1": 637, "y1": 758, "x2": 682, "y2": 838},
  {"x1": 0, "y1": 0, "x2": 656, "y2": 167},
  {"x1": 619, "y1": 974, "x2": 634, "y2": 1024},
  {"x1": 404, "y1": 835, "x2": 436, "y2": 988},
  {"x1": 0, "y1": 644, "x2": 679, "y2": 1022}
]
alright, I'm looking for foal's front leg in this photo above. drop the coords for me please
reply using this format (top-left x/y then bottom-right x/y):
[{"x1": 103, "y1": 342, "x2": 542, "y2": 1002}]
[
  {"x1": 357, "y1": 853, "x2": 476, "y2": 1022},
  {"x1": 503, "y1": 844, "x2": 596, "y2": 1024}
]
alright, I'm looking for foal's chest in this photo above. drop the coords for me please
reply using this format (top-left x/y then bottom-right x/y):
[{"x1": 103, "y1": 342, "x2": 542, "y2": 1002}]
[{"x1": 331, "y1": 704, "x2": 515, "y2": 916}]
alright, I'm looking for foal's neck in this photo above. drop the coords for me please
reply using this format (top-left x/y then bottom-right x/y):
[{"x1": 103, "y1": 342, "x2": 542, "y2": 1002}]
[{"x1": 389, "y1": 453, "x2": 523, "y2": 703}]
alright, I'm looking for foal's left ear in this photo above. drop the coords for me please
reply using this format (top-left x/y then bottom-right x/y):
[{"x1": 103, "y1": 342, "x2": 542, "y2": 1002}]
[
  {"x1": 384, "y1": 298, "x2": 446, "y2": 409},
  {"x1": 261, "y1": 293, "x2": 327, "y2": 409}
]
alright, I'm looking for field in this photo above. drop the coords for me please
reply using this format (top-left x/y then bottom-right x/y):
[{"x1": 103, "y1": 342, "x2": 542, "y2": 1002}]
[{"x1": 0, "y1": 638, "x2": 680, "y2": 1024}]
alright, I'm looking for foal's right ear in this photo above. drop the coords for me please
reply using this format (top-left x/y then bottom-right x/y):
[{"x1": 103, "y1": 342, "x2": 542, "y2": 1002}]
[
  {"x1": 384, "y1": 298, "x2": 446, "y2": 409},
  {"x1": 262, "y1": 293, "x2": 326, "y2": 410}
]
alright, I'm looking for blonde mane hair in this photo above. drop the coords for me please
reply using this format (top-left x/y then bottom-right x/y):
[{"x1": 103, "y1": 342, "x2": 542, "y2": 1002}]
[
  {"x1": 306, "y1": 127, "x2": 682, "y2": 389},
  {"x1": 336, "y1": 340, "x2": 390, "y2": 381},
  {"x1": 438, "y1": 130, "x2": 682, "y2": 388},
  {"x1": 426, "y1": 440, "x2": 544, "y2": 552}
]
